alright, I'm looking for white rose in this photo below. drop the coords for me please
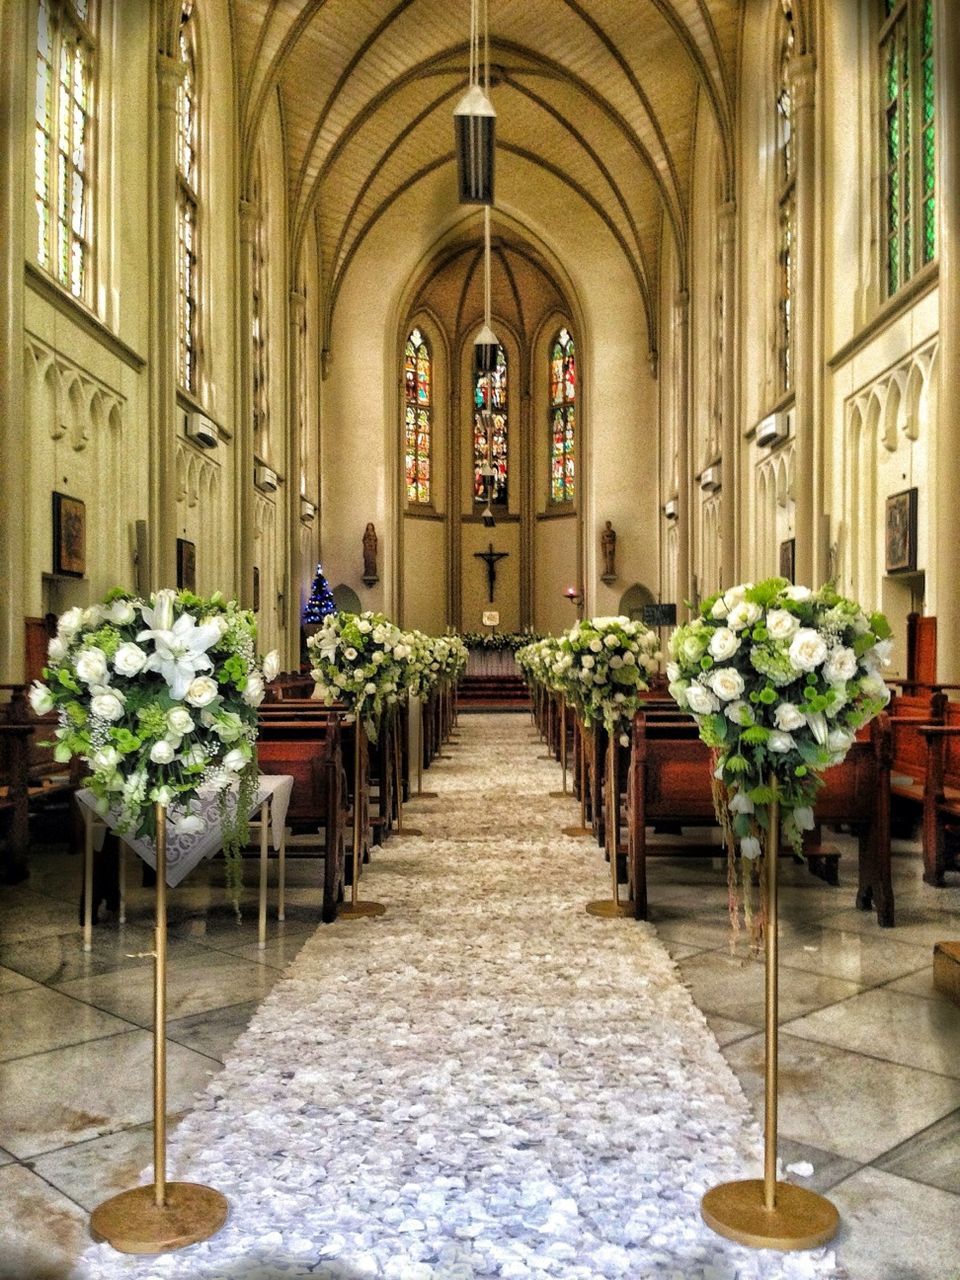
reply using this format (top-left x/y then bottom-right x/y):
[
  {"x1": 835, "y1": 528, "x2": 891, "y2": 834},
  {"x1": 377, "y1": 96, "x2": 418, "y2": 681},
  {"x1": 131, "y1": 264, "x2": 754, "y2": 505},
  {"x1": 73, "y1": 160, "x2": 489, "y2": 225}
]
[
  {"x1": 581, "y1": 655, "x2": 595, "y2": 669},
  {"x1": 860, "y1": 673, "x2": 891, "y2": 703},
  {"x1": 57, "y1": 606, "x2": 85, "y2": 638},
  {"x1": 75, "y1": 649, "x2": 109, "y2": 684},
  {"x1": 706, "y1": 668, "x2": 745, "y2": 701},
  {"x1": 824, "y1": 647, "x2": 858, "y2": 684},
  {"x1": 262, "y1": 650, "x2": 280, "y2": 682},
  {"x1": 174, "y1": 814, "x2": 205, "y2": 836},
  {"x1": 826, "y1": 728, "x2": 854, "y2": 755},
  {"x1": 708, "y1": 628, "x2": 740, "y2": 661},
  {"x1": 242, "y1": 671, "x2": 265, "y2": 707},
  {"x1": 774, "y1": 702, "x2": 806, "y2": 732},
  {"x1": 149, "y1": 739, "x2": 176, "y2": 764},
  {"x1": 729, "y1": 790, "x2": 755, "y2": 815},
  {"x1": 47, "y1": 636, "x2": 67, "y2": 663},
  {"x1": 604, "y1": 633, "x2": 619, "y2": 648},
  {"x1": 789, "y1": 628, "x2": 828, "y2": 671},
  {"x1": 106, "y1": 599, "x2": 136, "y2": 626},
  {"x1": 710, "y1": 597, "x2": 729, "y2": 619},
  {"x1": 680, "y1": 633, "x2": 707, "y2": 664},
  {"x1": 182, "y1": 745, "x2": 207, "y2": 767},
  {"x1": 589, "y1": 638, "x2": 603, "y2": 653},
  {"x1": 580, "y1": 670, "x2": 593, "y2": 684},
  {"x1": 666, "y1": 662, "x2": 680, "y2": 683},
  {"x1": 151, "y1": 784, "x2": 176, "y2": 807},
  {"x1": 686, "y1": 683, "x2": 720, "y2": 715},
  {"x1": 113, "y1": 642, "x2": 148, "y2": 676},
  {"x1": 93, "y1": 744, "x2": 121, "y2": 770},
  {"x1": 668, "y1": 680, "x2": 689, "y2": 708},
  {"x1": 873, "y1": 638, "x2": 893, "y2": 669},
  {"x1": 727, "y1": 601, "x2": 762, "y2": 631},
  {"x1": 167, "y1": 707, "x2": 195, "y2": 736},
  {"x1": 784, "y1": 585, "x2": 812, "y2": 602},
  {"x1": 767, "y1": 730, "x2": 795, "y2": 752},
  {"x1": 723, "y1": 584, "x2": 750, "y2": 609},
  {"x1": 185, "y1": 676, "x2": 219, "y2": 707},
  {"x1": 344, "y1": 647, "x2": 358, "y2": 661},
  {"x1": 372, "y1": 651, "x2": 384, "y2": 665},
  {"x1": 623, "y1": 651, "x2": 636, "y2": 666},
  {"x1": 609, "y1": 655, "x2": 623, "y2": 669},
  {"x1": 223, "y1": 747, "x2": 248, "y2": 772},
  {"x1": 766, "y1": 609, "x2": 799, "y2": 641},
  {"x1": 364, "y1": 681, "x2": 377, "y2": 695},
  {"x1": 82, "y1": 606, "x2": 104, "y2": 628},
  {"x1": 725, "y1": 699, "x2": 752, "y2": 725},
  {"x1": 28, "y1": 682, "x2": 55, "y2": 715},
  {"x1": 91, "y1": 691, "x2": 125, "y2": 721},
  {"x1": 740, "y1": 835, "x2": 762, "y2": 859},
  {"x1": 792, "y1": 806, "x2": 816, "y2": 832},
  {"x1": 357, "y1": 619, "x2": 372, "y2": 633}
]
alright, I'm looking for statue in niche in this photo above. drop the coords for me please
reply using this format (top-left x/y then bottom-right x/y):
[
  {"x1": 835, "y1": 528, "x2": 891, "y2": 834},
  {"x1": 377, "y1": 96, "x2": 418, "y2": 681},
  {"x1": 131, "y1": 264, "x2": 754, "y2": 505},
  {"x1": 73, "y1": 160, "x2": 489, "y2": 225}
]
[
  {"x1": 362, "y1": 522, "x2": 379, "y2": 584},
  {"x1": 600, "y1": 520, "x2": 617, "y2": 581}
]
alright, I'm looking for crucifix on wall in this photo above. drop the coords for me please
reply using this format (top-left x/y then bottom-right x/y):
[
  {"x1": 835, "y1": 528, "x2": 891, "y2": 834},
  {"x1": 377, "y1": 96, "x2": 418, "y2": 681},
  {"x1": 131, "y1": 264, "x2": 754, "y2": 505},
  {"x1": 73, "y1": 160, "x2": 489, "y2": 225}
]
[{"x1": 474, "y1": 541, "x2": 509, "y2": 603}]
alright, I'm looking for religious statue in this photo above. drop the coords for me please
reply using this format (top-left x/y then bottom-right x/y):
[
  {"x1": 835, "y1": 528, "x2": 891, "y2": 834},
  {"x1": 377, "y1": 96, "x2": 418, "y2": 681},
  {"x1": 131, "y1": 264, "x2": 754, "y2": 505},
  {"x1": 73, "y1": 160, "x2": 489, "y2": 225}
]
[
  {"x1": 600, "y1": 520, "x2": 617, "y2": 581},
  {"x1": 362, "y1": 522, "x2": 378, "y2": 584}
]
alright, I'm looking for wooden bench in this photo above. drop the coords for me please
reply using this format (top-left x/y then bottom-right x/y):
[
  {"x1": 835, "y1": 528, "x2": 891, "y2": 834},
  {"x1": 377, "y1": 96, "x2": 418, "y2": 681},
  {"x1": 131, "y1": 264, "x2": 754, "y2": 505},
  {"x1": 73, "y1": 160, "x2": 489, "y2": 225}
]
[
  {"x1": 888, "y1": 689, "x2": 947, "y2": 806},
  {"x1": 0, "y1": 723, "x2": 32, "y2": 883},
  {"x1": 626, "y1": 711, "x2": 895, "y2": 926},
  {"x1": 918, "y1": 704, "x2": 960, "y2": 885}
]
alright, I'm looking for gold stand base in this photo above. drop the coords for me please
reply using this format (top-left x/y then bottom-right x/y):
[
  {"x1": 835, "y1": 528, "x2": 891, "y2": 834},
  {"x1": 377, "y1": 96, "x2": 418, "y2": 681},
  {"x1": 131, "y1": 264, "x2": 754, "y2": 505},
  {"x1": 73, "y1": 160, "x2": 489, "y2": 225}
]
[
  {"x1": 701, "y1": 1180, "x2": 839, "y2": 1251},
  {"x1": 562, "y1": 825, "x2": 592, "y2": 837},
  {"x1": 393, "y1": 828, "x2": 423, "y2": 838},
  {"x1": 415, "y1": 791, "x2": 439, "y2": 799},
  {"x1": 340, "y1": 901, "x2": 387, "y2": 919},
  {"x1": 585, "y1": 899, "x2": 635, "y2": 918},
  {"x1": 549, "y1": 790, "x2": 569, "y2": 798},
  {"x1": 90, "y1": 1183, "x2": 228, "y2": 1255}
]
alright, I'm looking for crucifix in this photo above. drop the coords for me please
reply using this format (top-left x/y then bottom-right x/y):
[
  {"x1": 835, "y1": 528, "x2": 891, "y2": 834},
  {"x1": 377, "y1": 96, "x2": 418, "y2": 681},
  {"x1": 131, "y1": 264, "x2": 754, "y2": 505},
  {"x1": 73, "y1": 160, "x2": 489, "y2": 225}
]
[{"x1": 474, "y1": 541, "x2": 509, "y2": 603}]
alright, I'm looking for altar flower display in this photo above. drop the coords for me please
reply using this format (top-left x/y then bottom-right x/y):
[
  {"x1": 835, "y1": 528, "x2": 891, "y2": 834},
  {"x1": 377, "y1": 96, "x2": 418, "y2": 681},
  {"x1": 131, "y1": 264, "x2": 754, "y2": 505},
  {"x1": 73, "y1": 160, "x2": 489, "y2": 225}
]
[
  {"x1": 668, "y1": 578, "x2": 892, "y2": 868},
  {"x1": 32, "y1": 589, "x2": 279, "y2": 897},
  {"x1": 553, "y1": 616, "x2": 660, "y2": 742}
]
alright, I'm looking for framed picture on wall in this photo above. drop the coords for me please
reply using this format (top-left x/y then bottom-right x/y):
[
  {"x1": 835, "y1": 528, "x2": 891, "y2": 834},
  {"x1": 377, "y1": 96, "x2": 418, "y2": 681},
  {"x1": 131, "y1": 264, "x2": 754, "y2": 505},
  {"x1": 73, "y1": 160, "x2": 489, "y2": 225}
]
[
  {"x1": 885, "y1": 488, "x2": 918, "y2": 574},
  {"x1": 52, "y1": 492, "x2": 86, "y2": 577},
  {"x1": 779, "y1": 537, "x2": 795, "y2": 584},
  {"x1": 176, "y1": 538, "x2": 196, "y2": 592}
]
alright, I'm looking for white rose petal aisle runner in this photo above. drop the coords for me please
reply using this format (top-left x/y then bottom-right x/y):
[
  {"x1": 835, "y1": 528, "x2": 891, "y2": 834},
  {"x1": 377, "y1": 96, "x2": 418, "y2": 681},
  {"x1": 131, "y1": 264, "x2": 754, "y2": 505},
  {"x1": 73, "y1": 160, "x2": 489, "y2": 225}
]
[{"x1": 76, "y1": 713, "x2": 842, "y2": 1280}]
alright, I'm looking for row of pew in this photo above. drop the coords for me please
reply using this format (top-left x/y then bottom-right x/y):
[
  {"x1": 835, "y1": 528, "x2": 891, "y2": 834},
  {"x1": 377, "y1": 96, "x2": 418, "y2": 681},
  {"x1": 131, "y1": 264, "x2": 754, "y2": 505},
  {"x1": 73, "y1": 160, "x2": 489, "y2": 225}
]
[{"x1": 532, "y1": 680, "x2": 960, "y2": 927}]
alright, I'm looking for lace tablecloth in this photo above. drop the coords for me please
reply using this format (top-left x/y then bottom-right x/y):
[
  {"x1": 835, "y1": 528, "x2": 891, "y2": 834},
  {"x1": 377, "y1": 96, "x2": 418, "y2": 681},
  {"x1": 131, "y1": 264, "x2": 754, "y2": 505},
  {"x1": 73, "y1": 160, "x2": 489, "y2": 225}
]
[{"x1": 75, "y1": 774, "x2": 293, "y2": 887}]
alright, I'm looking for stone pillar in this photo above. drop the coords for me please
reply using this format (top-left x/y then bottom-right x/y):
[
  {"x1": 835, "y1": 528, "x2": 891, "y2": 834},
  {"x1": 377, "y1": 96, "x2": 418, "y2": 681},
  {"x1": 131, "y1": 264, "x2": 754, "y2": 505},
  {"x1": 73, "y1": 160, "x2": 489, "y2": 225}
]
[
  {"x1": 0, "y1": 0, "x2": 27, "y2": 681},
  {"x1": 718, "y1": 199, "x2": 738, "y2": 590},
  {"x1": 287, "y1": 287, "x2": 307, "y2": 665},
  {"x1": 520, "y1": 386, "x2": 533, "y2": 628},
  {"x1": 236, "y1": 197, "x2": 258, "y2": 611},
  {"x1": 149, "y1": 54, "x2": 183, "y2": 592},
  {"x1": 788, "y1": 55, "x2": 817, "y2": 587},
  {"x1": 674, "y1": 290, "x2": 692, "y2": 615},
  {"x1": 935, "y1": 0, "x2": 960, "y2": 680}
]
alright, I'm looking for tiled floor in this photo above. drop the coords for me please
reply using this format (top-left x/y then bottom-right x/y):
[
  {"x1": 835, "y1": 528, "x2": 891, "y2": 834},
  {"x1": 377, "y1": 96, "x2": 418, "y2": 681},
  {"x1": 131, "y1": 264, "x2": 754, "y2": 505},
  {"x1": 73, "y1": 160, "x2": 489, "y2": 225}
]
[{"x1": 1, "y1": 820, "x2": 959, "y2": 1277}]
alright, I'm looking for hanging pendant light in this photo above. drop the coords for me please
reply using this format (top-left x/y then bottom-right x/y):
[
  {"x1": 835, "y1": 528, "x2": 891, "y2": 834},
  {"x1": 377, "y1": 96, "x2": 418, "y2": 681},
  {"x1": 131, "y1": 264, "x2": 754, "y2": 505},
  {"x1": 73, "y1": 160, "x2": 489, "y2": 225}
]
[{"x1": 454, "y1": 0, "x2": 495, "y2": 205}]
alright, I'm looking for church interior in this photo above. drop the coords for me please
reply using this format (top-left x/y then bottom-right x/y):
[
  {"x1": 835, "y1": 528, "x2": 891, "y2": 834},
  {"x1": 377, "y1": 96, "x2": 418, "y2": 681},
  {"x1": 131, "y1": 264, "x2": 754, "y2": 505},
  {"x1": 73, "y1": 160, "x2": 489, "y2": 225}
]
[{"x1": 1, "y1": 0, "x2": 959, "y2": 1276}]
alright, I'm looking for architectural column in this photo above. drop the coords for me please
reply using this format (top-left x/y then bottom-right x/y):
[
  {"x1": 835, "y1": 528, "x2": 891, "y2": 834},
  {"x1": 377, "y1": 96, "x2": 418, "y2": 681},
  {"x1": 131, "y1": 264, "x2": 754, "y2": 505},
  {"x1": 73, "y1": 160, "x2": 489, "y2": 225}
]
[
  {"x1": 718, "y1": 199, "x2": 738, "y2": 590},
  {"x1": 236, "y1": 198, "x2": 258, "y2": 611},
  {"x1": 0, "y1": 0, "x2": 27, "y2": 681},
  {"x1": 788, "y1": 55, "x2": 817, "y2": 587},
  {"x1": 149, "y1": 53, "x2": 183, "y2": 591},
  {"x1": 673, "y1": 290, "x2": 692, "y2": 615},
  {"x1": 935, "y1": 0, "x2": 960, "y2": 679},
  {"x1": 520, "y1": 386, "x2": 533, "y2": 628},
  {"x1": 287, "y1": 287, "x2": 307, "y2": 666}
]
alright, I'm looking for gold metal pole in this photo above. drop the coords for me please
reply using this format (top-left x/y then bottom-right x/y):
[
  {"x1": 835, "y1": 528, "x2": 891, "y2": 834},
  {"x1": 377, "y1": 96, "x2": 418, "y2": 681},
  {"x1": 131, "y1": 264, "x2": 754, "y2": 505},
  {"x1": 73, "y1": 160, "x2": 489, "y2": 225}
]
[
  {"x1": 700, "y1": 772, "x2": 840, "y2": 1249},
  {"x1": 340, "y1": 718, "x2": 387, "y2": 920},
  {"x1": 550, "y1": 697, "x2": 569, "y2": 797},
  {"x1": 89, "y1": 803, "x2": 228, "y2": 1252},
  {"x1": 586, "y1": 728, "x2": 632, "y2": 917}
]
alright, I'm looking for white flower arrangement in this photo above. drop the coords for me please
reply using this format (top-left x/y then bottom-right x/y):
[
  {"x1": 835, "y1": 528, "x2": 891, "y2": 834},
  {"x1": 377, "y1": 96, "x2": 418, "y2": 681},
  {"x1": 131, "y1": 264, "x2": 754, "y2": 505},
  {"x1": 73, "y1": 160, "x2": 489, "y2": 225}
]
[
  {"x1": 307, "y1": 611, "x2": 406, "y2": 738},
  {"x1": 668, "y1": 579, "x2": 892, "y2": 857},
  {"x1": 32, "y1": 588, "x2": 279, "y2": 897}
]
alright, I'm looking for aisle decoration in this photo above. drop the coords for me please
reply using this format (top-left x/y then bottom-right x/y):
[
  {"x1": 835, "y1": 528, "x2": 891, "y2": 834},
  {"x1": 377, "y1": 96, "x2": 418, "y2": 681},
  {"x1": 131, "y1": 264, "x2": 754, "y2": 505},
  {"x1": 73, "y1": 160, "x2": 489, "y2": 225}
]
[
  {"x1": 307, "y1": 610, "x2": 406, "y2": 740},
  {"x1": 32, "y1": 587, "x2": 279, "y2": 899},
  {"x1": 555, "y1": 615, "x2": 660, "y2": 740},
  {"x1": 669, "y1": 578, "x2": 892, "y2": 1252}
]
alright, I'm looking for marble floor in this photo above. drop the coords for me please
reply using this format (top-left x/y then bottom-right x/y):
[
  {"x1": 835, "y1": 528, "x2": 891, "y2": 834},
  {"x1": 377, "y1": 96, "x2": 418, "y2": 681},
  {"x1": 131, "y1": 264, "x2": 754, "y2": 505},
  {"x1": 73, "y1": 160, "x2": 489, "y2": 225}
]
[{"x1": 1, "y1": 776, "x2": 959, "y2": 1277}]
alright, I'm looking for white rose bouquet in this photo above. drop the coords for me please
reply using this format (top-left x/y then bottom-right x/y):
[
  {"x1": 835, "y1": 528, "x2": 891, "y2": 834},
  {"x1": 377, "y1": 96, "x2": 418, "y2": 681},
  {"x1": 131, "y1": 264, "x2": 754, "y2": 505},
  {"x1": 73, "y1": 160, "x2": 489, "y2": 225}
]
[
  {"x1": 307, "y1": 611, "x2": 404, "y2": 739},
  {"x1": 32, "y1": 588, "x2": 280, "y2": 899},
  {"x1": 555, "y1": 616, "x2": 660, "y2": 743},
  {"x1": 668, "y1": 578, "x2": 892, "y2": 860}
]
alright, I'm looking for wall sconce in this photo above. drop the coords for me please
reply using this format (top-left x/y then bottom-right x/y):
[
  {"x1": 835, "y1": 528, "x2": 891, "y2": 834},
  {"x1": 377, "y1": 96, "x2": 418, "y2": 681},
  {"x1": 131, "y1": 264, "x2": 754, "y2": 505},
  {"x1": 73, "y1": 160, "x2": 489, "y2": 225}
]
[{"x1": 563, "y1": 585, "x2": 584, "y2": 620}]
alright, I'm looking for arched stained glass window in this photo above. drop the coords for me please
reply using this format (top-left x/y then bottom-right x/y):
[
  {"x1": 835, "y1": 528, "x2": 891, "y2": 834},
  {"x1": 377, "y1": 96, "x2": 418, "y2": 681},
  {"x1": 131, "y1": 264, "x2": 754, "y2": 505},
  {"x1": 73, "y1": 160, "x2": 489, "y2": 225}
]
[
  {"x1": 549, "y1": 328, "x2": 576, "y2": 504},
  {"x1": 474, "y1": 344, "x2": 508, "y2": 504},
  {"x1": 176, "y1": 0, "x2": 199, "y2": 393},
  {"x1": 880, "y1": 0, "x2": 937, "y2": 297},
  {"x1": 405, "y1": 327, "x2": 432, "y2": 505},
  {"x1": 34, "y1": 0, "x2": 97, "y2": 299},
  {"x1": 775, "y1": 12, "x2": 796, "y2": 396}
]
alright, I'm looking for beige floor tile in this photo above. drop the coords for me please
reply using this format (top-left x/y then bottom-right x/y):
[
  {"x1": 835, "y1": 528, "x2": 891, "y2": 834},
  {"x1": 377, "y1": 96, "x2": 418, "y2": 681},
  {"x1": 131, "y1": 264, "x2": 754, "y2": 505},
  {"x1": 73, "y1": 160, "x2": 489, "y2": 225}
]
[
  {"x1": 776, "y1": 926, "x2": 931, "y2": 986},
  {"x1": 0, "y1": 964, "x2": 37, "y2": 994},
  {"x1": 831, "y1": 1166, "x2": 960, "y2": 1280},
  {"x1": 704, "y1": 1013, "x2": 757, "y2": 1047},
  {"x1": 166, "y1": 1000, "x2": 260, "y2": 1063},
  {"x1": 28, "y1": 1119, "x2": 184, "y2": 1212},
  {"x1": 0, "y1": 987, "x2": 133, "y2": 1063},
  {"x1": 0, "y1": 1163, "x2": 89, "y2": 1280},
  {"x1": 873, "y1": 1106, "x2": 960, "y2": 1194},
  {"x1": 0, "y1": 926, "x2": 207, "y2": 986},
  {"x1": 723, "y1": 1032, "x2": 960, "y2": 1162},
  {"x1": 678, "y1": 950, "x2": 863, "y2": 1026},
  {"x1": 783, "y1": 986, "x2": 960, "y2": 1077}
]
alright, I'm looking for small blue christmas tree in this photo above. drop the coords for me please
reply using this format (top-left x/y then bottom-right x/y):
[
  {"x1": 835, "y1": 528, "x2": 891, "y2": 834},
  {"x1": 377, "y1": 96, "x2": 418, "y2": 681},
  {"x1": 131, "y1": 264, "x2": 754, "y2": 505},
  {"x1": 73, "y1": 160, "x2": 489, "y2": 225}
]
[{"x1": 303, "y1": 564, "x2": 336, "y2": 624}]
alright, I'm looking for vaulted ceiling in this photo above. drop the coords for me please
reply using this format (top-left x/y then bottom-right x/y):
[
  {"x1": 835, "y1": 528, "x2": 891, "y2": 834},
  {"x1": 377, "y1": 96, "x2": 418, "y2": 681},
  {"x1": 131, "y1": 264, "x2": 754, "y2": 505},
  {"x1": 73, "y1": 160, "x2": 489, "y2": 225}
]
[{"x1": 229, "y1": 0, "x2": 741, "y2": 338}]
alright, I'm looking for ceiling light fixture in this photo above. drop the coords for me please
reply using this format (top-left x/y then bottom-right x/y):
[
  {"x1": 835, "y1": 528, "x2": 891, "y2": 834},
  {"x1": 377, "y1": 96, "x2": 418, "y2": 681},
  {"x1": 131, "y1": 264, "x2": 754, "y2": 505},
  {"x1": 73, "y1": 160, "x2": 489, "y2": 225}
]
[{"x1": 454, "y1": 0, "x2": 495, "y2": 205}]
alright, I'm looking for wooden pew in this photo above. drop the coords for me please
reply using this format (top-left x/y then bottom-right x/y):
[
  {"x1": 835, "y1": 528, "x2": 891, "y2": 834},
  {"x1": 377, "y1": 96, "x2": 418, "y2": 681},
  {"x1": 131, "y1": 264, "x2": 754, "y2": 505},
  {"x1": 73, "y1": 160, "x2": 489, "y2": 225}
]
[
  {"x1": 918, "y1": 703, "x2": 960, "y2": 885},
  {"x1": 0, "y1": 724, "x2": 32, "y2": 883},
  {"x1": 256, "y1": 712, "x2": 345, "y2": 923},
  {"x1": 626, "y1": 711, "x2": 895, "y2": 926},
  {"x1": 887, "y1": 688, "x2": 947, "y2": 810}
]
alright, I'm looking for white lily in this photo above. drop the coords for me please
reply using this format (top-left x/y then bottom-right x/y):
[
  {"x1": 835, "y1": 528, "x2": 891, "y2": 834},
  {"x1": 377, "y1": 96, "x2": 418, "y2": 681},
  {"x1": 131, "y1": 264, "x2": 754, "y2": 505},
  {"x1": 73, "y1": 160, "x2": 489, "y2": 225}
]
[{"x1": 137, "y1": 608, "x2": 224, "y2": 700}]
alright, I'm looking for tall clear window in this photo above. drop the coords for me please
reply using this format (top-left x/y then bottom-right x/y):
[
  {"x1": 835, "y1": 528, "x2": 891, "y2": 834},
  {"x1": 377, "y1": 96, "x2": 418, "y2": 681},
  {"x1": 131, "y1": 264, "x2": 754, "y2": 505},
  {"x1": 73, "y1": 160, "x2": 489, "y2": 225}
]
[
  {"x1": 880, "y1": 0, "x2": 937, "y2": 297},
  {"x1": 176, "y1": 1, "x2": 199, "y2": 393},
  {"x1": 474, "y1": 343, "x2": 508, "y2": 504},
  {"x1": 34, "y1": 0, "x2": 97, "y2": 300},
  {"x1": 251, "y1": 154, "x2": 269, "y2": 450},
  {"x1": 549, "y1": 328, "x2": 576, "y2": 505},
  {"x1": 775, "y1": 11, "x2": 796, "y2": 397},
  {"x1": 404, "y1": 328, "x2": 432, "y2": 505}
]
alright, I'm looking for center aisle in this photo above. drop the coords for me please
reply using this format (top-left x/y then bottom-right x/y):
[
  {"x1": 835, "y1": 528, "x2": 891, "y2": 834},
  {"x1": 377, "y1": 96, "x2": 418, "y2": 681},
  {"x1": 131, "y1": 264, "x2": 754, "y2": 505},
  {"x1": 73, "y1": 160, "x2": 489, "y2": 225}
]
[{"x1": 80, "y1": 713, "x2": 841, "y2": 1280}]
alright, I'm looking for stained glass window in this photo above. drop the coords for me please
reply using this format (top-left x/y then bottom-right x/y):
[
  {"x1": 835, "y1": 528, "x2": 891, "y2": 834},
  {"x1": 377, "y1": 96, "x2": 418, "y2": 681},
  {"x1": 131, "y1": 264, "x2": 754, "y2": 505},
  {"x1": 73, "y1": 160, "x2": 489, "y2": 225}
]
[
  {"x1": 176, "y1": 1, "x2": 199, "y2": 393},
  {"x1": 35, "y1": 0, "x2": 96, "y2": 299},
  {"x1": 775, "y1": 13, "x2": 796, "y2": 397},
  {"x1": 404, "y1": 328, "x2": 432, "y2": 505},
  {"x1": 474, "y1": 344, "x2": 507, "y2": 505},
  {"x1": 880, "y1": 0, "x2": 937, "y2": 297},
  {"x1": 549, "y1": 328, "x2": 576, "y2": 505}
]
